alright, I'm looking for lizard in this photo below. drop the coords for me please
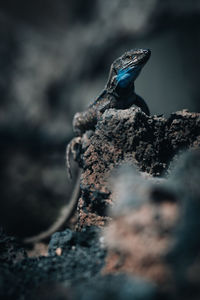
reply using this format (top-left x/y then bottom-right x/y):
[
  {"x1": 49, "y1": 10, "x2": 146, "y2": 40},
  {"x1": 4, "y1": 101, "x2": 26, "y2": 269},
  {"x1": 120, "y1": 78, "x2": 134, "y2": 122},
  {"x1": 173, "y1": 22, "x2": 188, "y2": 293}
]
[
  {"x1": 66, "y1": 48, "x2": 151, "y2": 178},
  {"x1": 23, "y1": 49, "x2": 151, "y2": 243}
]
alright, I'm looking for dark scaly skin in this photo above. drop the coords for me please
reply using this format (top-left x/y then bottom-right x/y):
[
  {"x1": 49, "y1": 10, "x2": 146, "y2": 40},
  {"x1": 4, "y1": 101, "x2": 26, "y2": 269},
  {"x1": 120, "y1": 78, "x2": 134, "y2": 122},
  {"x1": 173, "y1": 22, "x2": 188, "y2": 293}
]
[{"x1": 72, "y1": 49, "x2": 150, "y2": 136}]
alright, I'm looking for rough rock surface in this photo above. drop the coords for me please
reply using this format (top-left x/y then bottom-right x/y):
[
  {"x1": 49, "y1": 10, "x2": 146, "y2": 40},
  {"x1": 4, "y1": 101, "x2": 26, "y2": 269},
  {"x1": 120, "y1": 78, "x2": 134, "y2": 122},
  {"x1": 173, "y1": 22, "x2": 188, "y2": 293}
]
[{"x1": 77, "y1": 107, "x2": 200, "y2": 229}]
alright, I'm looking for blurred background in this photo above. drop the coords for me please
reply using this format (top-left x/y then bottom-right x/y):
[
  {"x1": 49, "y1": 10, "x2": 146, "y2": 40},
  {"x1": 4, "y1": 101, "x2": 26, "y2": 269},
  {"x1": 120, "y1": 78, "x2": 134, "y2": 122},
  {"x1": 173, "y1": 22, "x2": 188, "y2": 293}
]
[{"x1": 0, "y1": 0, "x2": 200, "y2": 239}]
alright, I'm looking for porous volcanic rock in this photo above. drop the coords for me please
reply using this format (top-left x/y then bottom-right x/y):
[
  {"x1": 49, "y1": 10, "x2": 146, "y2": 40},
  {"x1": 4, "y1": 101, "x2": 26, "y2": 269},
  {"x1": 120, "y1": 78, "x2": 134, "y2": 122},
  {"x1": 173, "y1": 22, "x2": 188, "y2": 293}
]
[{"x1": 76, "y1": 107, "x2": 200, "y2": 229}]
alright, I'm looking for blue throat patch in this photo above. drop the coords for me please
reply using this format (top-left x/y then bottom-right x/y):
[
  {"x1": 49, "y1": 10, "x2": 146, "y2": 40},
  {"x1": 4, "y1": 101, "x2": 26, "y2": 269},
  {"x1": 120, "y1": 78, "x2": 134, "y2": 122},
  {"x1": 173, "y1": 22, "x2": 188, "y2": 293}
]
[{"x1": 116, "y1": 66, "x2": 141, "y2": 88}]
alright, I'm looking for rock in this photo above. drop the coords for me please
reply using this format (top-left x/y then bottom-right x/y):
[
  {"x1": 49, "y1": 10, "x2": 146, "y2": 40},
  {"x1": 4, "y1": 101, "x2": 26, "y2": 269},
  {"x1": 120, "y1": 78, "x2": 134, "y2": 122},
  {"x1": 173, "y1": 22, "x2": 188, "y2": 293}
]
[
  {"x1": 103, "y1": 149, "x2": 200, "y2": 298},
  {"x1": 48, "y1": 229, "x2": 73, "y2": 256},
  {"x1": 103, "y1": 166, "x2": 178, "y2": 287},
  {"x1": 76, "y1": 107, "x2": 200, "y2": 229},
  {"x1": 0, "y1": 227, "x2": 106, "y2": 300}
]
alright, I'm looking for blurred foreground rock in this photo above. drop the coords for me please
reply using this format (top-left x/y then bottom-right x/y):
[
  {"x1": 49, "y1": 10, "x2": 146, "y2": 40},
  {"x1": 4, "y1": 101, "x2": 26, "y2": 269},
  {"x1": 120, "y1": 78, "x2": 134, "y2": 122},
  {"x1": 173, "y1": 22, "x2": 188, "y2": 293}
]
[
  {"x1": 103, "y1": 167, "x2": 176, "y2": 286},
  {"x1": 103, "y1": 149, "x2": 200, "y2": 299}
]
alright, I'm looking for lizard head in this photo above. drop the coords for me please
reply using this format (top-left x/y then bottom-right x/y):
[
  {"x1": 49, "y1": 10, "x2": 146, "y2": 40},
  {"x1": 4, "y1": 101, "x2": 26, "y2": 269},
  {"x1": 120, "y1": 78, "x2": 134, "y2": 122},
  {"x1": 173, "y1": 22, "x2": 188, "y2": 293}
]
[{"x1": 107, "y1": 49, "x2": 151, "y2": 90}]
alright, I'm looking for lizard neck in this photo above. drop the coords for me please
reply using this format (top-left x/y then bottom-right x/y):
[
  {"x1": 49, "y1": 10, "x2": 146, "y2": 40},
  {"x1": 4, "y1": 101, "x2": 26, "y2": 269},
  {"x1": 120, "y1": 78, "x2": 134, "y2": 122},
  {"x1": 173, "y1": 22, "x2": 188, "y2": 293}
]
[
  {"x1": 112, "y1": 83, "x2": 137, "y2": 109},
  {"x1": 115, "y1": 82, "x2": 135, "y2": 98},
  {"x1": 116, "y1": 82, "x2": 135, "y2": 98}
]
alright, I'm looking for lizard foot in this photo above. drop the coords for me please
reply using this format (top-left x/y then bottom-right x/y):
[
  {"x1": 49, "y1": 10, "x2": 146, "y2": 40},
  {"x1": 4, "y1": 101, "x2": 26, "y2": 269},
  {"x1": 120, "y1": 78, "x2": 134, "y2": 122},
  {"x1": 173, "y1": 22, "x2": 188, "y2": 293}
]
[{"x1": 66, "y1": 137, "x2": 82, "y2": 179}]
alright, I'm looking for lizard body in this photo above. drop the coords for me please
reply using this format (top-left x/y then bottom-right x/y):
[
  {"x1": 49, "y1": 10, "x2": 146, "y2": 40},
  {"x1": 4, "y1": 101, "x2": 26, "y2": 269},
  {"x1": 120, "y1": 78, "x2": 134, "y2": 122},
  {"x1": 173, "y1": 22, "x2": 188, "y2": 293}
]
[
  {"x1": 67, "y1": 48, "x2": 151, "y2": 176},
  {"x1": 72, "y1": 49, "x2": 151, "y2": 137}
]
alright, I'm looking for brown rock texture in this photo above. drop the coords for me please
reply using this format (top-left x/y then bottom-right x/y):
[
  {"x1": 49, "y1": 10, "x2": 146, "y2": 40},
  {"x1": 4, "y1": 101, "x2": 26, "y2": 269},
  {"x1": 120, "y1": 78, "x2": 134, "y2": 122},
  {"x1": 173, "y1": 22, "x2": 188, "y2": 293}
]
[{"x1": 76, "y1": 107, "x2": 200, "y2": 229}]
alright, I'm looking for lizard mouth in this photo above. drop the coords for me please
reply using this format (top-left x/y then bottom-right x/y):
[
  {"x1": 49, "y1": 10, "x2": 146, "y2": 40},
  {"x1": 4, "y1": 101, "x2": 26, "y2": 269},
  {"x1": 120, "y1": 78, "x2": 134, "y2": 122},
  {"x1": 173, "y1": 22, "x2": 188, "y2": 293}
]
[{"x1": 141, "y1": 49, "x2": 151, "y2": 63}]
